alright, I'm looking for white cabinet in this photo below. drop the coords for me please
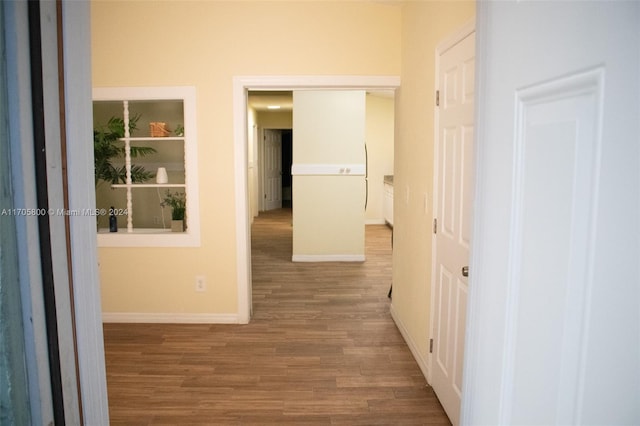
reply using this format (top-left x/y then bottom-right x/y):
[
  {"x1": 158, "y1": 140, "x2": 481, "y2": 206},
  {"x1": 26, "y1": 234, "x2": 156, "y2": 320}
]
[
  {"x1": 93, "y1": 86, "x2": 200, "y2": 247},
  {"x1": 384, "y1": 182, "x2": 394, "y2": 227}
]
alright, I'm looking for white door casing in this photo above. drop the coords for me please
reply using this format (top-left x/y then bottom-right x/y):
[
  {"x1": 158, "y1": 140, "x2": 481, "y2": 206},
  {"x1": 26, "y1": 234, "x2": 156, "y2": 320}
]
[
  {"x1": 463, "y1": 2, "x2": 639, "y2": 425},
  {"x1": 263, "y1": 129, "x2": 282, "y2": 211},
  {"x1": 431, "y1": 23, "x2": 475, "y2": 426}
]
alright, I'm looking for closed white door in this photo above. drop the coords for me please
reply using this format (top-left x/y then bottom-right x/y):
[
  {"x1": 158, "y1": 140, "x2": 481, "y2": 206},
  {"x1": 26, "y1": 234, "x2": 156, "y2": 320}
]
[
  {"x1": 263, "y1": 129, "x2": 282, "y2": 211},
  {"x1": 431, "y1": 26, "x2": 475, "y2": 426},
  {"x1": 463, "y1": 2, "x2": 639, "y2": 425}
]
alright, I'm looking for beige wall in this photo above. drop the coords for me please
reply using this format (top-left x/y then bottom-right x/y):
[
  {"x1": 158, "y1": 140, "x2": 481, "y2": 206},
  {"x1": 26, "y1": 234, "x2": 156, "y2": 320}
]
[
  {"x1": 93, "y1": 1, "x2": 402, "y2": 316},
  {"x1": 365, "y1": 93, "x2": 395, "y2": 223},
  {"x1": 93, "y1": 0, "x2": 476, "y2": 371},
  {"x1": 392, "y1": 1, "x2": 475, "y2": 368},
  {"x1": 257, "y1": 111, "x2": 292, "y2": 130},
  {"x1": 292, "y1": 91, "x2": 366, "y2": 258},
  {"x1": 293, "y1": 91, "x2": 366, "y2": 164},
  {"x1": 255, "y1": 96, "x2": 393, "y2": 224}
]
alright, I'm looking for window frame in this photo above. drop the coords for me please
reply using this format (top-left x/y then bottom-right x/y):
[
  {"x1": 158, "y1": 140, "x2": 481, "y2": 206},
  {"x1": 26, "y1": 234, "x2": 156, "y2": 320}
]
[{"x1": 93, "y1": 86, "x2": 201, "y2": 247}]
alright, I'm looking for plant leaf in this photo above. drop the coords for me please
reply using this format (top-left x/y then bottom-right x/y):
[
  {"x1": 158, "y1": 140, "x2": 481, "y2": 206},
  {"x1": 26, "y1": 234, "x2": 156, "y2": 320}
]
[{"x1": 94, "y1": 114, "x2": 155, "y2": 186}]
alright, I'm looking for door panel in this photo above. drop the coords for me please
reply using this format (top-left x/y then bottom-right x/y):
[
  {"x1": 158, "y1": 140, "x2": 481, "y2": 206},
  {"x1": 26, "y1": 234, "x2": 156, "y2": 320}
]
[
  {"x1": 453, "y1": 284, "x2": 467, "y2": 394},
  {"x1": 459, "y1": 125, "x2": 473, "y2": 248},
  {"x1": 462, "y1": 2, "x2": 639, "y2": 425},
  {"x1": 432, "y1": 28, "x2": 475, "y2": 426},
  {"x1": 441, "y1": 126, "x2": 457, "y2": 239},
  {"x1": 510, "y1": 74, "x2": 602, "y2": 424}
]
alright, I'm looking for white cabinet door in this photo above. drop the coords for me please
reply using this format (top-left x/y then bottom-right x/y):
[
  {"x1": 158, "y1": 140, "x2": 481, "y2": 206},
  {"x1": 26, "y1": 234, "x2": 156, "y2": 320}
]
[{"x1": 463, "y1": 2, "x2": 640, "y2": 425}]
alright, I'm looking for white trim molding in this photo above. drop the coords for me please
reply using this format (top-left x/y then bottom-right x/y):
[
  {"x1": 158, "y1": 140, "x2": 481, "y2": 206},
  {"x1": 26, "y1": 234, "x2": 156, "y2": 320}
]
[
  {"x1": 93, "y1": 86, "x2": 201, "y2": 248},
  {"x1": 291, "y1": 254, "x2": 365, "y2": 263},
  {"x1": 437, "y1": 19, "x2": 475, "y2": 54},
  {"x1": 498, "y1": 66, "x2": 605, "y2": 424},
  {"x1": 390, "y1": 303, "x2": 430, "y2": 381},
  {"x1": 102, "y1": 312, "x2": 239, "y2": 324}
]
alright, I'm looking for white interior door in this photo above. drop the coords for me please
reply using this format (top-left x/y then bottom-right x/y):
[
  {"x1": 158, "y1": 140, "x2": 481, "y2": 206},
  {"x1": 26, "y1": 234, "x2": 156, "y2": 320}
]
[
  {"x1": 431, "y1": 26, "x2": 475, "y2": 426},
  {"x1": 263, "y1": 129, "x2": 282, "y2": 211},
  {"x1": 463, "y1": 2, "x2": 639, "y2": 425}
]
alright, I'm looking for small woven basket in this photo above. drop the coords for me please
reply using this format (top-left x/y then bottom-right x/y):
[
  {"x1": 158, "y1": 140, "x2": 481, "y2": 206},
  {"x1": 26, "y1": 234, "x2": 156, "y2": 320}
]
[{"x1": 149, "y1": 122, "x2": 170, "y2": 137}]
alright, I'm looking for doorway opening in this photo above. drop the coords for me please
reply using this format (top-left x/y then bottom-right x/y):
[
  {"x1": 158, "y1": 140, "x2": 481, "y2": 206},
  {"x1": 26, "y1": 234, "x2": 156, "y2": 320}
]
[
  {"x1": 233, "y1": 76, "x2": 400, "y2": 323},
  {"x1": 247, "y1": 91, "x2": 293, "y2": 217},
  {"x1": 258, "y1": 128, "x2": 293, "y2": 212},
  {"x1": 282, "y1": 130, "x2": 292, "y2": 208}
]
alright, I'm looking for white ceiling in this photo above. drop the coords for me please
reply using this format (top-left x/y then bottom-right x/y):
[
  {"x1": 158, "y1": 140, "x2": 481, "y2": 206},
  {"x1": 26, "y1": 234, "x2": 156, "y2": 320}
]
[{"x1": 247, "y1": 91, "x2": 293, "y2": 112}]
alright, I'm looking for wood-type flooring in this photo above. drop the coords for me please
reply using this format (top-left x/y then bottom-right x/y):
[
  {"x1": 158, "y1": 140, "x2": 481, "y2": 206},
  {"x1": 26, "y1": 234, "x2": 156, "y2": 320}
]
[{"x1": 104, "y1": 208, "x2": 451, "y2": 425}]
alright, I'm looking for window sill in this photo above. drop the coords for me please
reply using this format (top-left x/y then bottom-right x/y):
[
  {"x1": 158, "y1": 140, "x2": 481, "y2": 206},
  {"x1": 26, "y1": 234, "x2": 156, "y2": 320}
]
[{"x1": 97, "y1": 228, "x2": 200, "y2": 247}]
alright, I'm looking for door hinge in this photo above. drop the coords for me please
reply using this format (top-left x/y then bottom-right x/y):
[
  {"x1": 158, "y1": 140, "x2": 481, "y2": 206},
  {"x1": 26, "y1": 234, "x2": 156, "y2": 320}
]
[
  {"x1": 435, "y1": 90, "x2": 440, "y2": 107},
  {"x1": 433, "y1": 218, "x2": 437, "y2": 234},
  {"x1": 429, "y1": 338, "x2": 434, "y2": 353}
]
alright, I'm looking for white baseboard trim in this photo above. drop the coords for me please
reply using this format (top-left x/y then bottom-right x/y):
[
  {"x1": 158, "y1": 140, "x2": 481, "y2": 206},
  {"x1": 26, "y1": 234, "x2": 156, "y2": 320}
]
[
  {"x1": 390, "y1": 303, "x2": 430, "y2": 382},
  {"x1": 291, "y1": 254, "x2": 365, "y2": 262},
  {"x1": 365, "y1": 218, "x2": 387, "y2": 225},
  {"x1": 102, "y1": 312, "x2": 239, "y2": 324}
]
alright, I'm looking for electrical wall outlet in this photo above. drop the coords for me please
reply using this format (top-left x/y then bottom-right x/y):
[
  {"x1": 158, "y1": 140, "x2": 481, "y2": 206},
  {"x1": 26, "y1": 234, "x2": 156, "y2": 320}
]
[{"x1": 195, "y1": 275, "x2": 206, "y2": 292}]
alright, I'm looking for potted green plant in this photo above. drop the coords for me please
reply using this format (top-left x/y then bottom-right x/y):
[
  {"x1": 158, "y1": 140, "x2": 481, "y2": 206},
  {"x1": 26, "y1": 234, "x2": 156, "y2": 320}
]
[
  {"x1": 94, "y1": 114, "x2": 157, "y2": 187},
  {"x1": 161, "y1": 190, "x2": 186, "y2": 232}
]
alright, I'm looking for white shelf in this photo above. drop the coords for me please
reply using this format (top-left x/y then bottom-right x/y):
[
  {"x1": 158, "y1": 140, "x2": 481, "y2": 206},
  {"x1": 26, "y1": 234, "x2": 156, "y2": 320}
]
[
  {"x1": 118, "y1": 136, "x2": 185, "y2": 142},
  {"x1": 93, "y1": 86, "x2": 200, "y2": 247},
  {"x1": 110, "y1": 183, "x2": 186, "y2": 188}
]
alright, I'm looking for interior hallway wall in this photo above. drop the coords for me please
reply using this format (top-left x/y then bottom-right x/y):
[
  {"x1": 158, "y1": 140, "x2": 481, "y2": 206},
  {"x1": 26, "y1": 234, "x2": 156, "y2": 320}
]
[
  {"x1": 365, "y1": 93, "x2": 395, "y2": 223},
  {"x1": 391, "y1": 0, "x2": 475, "y2": 375},
  {"x1": 92, "y1": 1, "x2": 401, "y2": 318}
]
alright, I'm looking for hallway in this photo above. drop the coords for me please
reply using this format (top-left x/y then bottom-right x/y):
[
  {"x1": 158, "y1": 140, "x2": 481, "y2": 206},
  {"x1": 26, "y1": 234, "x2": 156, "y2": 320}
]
[{"x1": 104, "y1": 209, "x2": 450, "y2": 424}]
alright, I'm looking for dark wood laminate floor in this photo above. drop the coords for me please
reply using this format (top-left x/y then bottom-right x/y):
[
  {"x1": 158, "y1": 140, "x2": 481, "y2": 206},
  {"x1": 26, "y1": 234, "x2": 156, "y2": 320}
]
[{"x1": 104, "y1": 208, "x2": 450, "y2": 425}]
